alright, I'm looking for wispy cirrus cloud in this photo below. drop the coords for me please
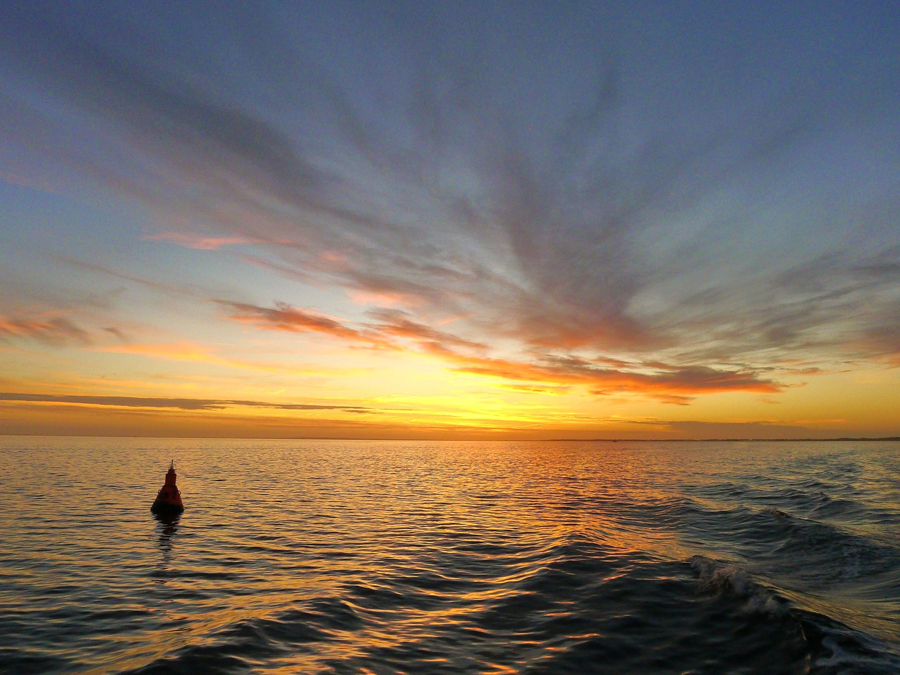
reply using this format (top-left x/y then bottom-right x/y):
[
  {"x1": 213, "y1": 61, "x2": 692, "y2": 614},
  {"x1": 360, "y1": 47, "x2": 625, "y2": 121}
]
[
  {"x1": 221, "y1": 301, "x2": 368, "y2": 342},
  {"x1": 220, "y1": 301, "x2": 485, "y2": 354},
  {"x1": 367, "y1": 308, "x2": 488, "y2": 354},
  {"x1": 1, "y1": 171, "x2": 57, "y2": 192},
  {"x1": 1, "y1": 2, "x2": 897, "y2": 383},
  {"x1": 55, "y1": 256, "x2": 202, "y2": 297},
  {"x1": 0, "y1": 315, "x2": 91, "y2": 346}
]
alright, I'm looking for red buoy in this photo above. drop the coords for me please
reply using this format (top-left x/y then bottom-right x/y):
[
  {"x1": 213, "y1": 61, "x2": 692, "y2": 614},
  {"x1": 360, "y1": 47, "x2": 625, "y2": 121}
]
[{"x1": 151, "y1": 461, "x2": 184, "y2": 514}]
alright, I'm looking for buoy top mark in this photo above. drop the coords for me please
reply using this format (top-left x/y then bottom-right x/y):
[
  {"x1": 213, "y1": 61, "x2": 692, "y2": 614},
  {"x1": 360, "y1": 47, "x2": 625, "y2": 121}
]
[{"x1": 164, "y1": 461, "x2": 178, "y2": 486}]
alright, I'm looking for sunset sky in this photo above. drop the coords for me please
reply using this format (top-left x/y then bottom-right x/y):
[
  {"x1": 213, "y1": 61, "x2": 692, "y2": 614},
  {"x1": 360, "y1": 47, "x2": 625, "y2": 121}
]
[{"x1": 1, "y1": 1, "x2": 898, "y2": 439}]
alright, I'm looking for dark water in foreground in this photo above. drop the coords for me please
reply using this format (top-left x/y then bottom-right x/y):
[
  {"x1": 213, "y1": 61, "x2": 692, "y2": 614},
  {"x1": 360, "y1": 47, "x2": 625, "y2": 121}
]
[{"x1": 1, "y1": 438, "x2": 899, "y2": 674}]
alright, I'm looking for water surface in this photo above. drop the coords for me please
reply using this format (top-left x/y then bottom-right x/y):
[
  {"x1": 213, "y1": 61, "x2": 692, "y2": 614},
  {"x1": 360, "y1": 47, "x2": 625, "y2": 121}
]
[{"x1": 1, "y1": 438, "x2": 899, "y2": 674}]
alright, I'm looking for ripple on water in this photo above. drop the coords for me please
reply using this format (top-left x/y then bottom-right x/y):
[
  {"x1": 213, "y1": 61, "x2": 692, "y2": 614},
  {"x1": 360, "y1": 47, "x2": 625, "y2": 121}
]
[{"x1": 1, "y1": 438, "x2": 899, "y2": 674}]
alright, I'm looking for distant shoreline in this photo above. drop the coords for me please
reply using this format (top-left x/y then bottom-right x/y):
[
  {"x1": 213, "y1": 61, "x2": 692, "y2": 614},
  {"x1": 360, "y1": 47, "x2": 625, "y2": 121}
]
[{"x1": 544, "y1": 437, "x2": 900, "y2": 442}]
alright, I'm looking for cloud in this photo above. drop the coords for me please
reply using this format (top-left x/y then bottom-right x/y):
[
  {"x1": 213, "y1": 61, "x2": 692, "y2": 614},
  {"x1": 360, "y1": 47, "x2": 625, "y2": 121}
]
[
  {"x1": 219, "y1": 300, "x2": 779, "y2": 402},
  {"x1": 220, "y1": 300, "x2": 485, "y2": 359},
  {"x1": 104, "y1": 342, "x2": 218, "y2": 362},
  {"x1": 366, "y1": 308, "x2": 488, "y2": 353},
  {"x1": 447, "y1": 353, "x2": 780, "y2": 404},
  {"x1": 221, "y1": 301, "x2": 368, "y2": 342},
  {"x1": 100, "y1": 341, "x2": 343, "y2": 376},
  {"x1": 0, "y1": 315, "x2": 91, "y2": 346},
  {"x1": 143, "y1": 232, "x2": 259, "y2": 250},
  {"x1": 1, "y1": 3, "x2": 897, "y2": 379},
  {"x1": 219, "y1": 301, "x2": 487, "y2": 355},
  {"x1": 1, "y1": 171, "x2": 57, "y2": 192},
  {"x1": 102, "y1": 326, "x2": 129, "y2": 342},
  {"x1": 0, "y1": 392, "x2": 373, "y2": 413},
  {"x1": 499, "y1": 383, "x2": 573, "y2": 395},
  {"x1": 55, "y1": 256, "x2": 201, "y2": 297}
]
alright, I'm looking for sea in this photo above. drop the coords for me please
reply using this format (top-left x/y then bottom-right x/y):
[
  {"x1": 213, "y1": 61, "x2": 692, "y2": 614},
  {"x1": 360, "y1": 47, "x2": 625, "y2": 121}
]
[{"x1": 1, "y1": 437, "x2": 899, "y2": 675}]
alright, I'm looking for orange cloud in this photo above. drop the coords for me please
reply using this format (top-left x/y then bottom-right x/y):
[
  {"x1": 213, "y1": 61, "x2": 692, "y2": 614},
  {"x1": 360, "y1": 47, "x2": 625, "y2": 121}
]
[
  {"x1": 221, "y1": 302, "x2": 489, "y2": 363},
  {"x1": 104, "y1": 341, "x2": 214, "y2": 362},
  {"x1": 445, "y1": 353, "x2": 781, "y2": 403},
  {"x1": 218, "y1": 301, "x2": 782, "y2": 403},
  {"x1": 221, "y1": 302, "x2": 367, "y2": 341}
]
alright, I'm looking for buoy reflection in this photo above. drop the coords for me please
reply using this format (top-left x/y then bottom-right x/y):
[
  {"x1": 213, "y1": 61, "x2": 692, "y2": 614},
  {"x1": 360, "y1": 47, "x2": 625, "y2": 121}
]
[{"x1": 154, "y1": 511, "x2": 181, "y2": 575}]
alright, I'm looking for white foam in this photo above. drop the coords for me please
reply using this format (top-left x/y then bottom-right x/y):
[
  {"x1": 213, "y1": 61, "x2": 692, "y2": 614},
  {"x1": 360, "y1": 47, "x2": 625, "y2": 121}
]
[
  {"x1": 812, "y1": 629, "x2": 900, "y2": 674},
  {"x1": 690, "y1": 556, "x2": 788, "y2": 617}
]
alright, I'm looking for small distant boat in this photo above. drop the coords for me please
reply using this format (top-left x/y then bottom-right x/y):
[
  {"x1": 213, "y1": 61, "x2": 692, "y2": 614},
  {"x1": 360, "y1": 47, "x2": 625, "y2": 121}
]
[{"x1": 151, "y1": 461, "x2": 185, "y2": 514}]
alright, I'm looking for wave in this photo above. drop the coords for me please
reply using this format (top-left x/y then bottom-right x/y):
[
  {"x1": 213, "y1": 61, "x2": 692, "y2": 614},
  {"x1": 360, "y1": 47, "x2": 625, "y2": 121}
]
[
  {"x1": 691, "y1": 556, "x2": 900, "y2": 675},
  {"x1": 6, "y1": 438, "x2": 900, "y2": 674},
  {"x1": 122, "y1": 540, "x2": 900, "y2": 675}
]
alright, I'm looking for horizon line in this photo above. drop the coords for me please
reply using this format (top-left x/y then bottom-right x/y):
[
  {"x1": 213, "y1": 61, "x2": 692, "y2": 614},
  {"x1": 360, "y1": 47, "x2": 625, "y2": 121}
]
[{"x1": 2, "y1": 433, "x2": 899, "y2": 442}]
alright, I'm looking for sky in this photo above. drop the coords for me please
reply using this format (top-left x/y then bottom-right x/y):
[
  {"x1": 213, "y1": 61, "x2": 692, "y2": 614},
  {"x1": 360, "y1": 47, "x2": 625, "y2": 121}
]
[{"x1": 1, "y1": 1, "x2": 899, "y2": 439}]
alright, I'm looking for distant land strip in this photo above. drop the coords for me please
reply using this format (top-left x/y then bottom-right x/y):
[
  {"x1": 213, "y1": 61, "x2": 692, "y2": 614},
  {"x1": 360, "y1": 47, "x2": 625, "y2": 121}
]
[{"x1": 545, "y1": 437, "x2": 900, "y2": 442}]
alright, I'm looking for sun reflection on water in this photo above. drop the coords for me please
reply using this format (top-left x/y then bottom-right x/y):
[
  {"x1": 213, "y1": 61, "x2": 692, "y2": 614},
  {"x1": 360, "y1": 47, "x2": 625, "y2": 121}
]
[{"x1": 1, "y1": 437, "x2": 899, "y2": 673}]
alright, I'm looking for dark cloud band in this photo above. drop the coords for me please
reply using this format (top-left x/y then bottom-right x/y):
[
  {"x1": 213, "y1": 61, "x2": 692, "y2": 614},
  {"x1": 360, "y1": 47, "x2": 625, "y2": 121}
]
[{"x1": 0, "y1": 392, "x2": 373, "y2": 413}]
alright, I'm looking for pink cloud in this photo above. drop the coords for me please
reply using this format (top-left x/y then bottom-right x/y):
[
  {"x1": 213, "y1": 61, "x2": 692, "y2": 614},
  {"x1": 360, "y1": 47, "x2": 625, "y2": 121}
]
[
  {"x1": 0, "y1": 315, "x2": 91, "y2": 346},
  {"x1": 144, "y1": 232, "x2": 257, "y2": 250},
  {"x1": 345, "y1": 289, "x2": 416, "y2": 307}
]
